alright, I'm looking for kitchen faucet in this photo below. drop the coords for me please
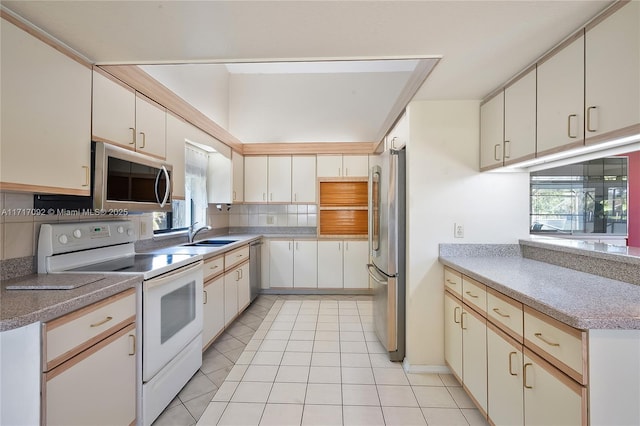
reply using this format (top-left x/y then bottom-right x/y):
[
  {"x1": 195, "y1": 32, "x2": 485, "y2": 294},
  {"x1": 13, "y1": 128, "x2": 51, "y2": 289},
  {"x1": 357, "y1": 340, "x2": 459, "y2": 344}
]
[{"x1": 189, "y1": 222, "x2": 212, "y2": 243}]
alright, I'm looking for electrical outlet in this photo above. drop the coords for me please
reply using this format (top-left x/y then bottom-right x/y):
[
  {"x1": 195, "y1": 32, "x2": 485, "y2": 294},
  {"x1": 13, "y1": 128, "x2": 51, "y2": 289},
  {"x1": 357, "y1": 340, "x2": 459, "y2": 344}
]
[
  {"x1": 454, "y1": 223, "x2": 464, "y2": 238},
  {"x1": 267, "y1": 215, "x2": 274, "y2": 225}
]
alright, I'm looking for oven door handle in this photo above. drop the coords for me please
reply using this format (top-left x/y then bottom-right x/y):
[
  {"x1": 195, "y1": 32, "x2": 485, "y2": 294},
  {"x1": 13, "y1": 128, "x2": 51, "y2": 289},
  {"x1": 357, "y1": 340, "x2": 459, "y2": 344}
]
[
  {"x1": 144, "y1": 261, "x2": 203, "y2": 291},
  {"x1": 155, "y1": 165, "x2": 171, "y2": 208}
]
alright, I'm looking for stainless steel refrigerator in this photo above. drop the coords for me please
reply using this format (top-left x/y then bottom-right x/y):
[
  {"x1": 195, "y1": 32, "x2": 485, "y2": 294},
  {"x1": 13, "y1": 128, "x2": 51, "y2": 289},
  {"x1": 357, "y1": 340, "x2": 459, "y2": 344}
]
[{"x1": 367, "y1": 147, "x2": 406, "y2": 362}]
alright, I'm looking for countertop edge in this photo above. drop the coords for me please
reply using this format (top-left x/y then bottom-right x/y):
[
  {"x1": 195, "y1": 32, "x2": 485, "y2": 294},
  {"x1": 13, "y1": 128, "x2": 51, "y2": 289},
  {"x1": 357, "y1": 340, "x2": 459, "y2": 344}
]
[{"x1": 439, "y1": 256, "x2": 640, "y2": 330}]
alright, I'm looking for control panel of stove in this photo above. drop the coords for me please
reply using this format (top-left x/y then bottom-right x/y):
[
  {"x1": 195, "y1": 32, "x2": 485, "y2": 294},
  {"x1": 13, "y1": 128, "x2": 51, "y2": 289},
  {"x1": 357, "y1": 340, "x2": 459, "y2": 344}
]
[{"x1": 39, "y1": 220, "x2": 137, "y2": 256}]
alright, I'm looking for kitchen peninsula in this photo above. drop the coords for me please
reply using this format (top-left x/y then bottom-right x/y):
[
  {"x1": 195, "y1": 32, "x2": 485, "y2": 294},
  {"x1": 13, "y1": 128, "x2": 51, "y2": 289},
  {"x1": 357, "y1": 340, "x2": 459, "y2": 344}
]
[{"x1": 439, "y1": 239, "x2": 640, "y2": 425}]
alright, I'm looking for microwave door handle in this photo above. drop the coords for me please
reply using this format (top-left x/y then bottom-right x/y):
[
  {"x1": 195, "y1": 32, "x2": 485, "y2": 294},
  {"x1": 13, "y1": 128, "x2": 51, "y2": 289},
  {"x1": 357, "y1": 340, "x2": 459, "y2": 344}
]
[{"x1": 155, "y1": 165, "x2": 170, "y2": 208}]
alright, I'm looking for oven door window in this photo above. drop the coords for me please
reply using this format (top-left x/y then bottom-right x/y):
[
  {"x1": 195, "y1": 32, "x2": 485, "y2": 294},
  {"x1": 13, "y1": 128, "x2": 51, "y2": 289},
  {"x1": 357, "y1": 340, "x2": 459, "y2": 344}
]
[{"x1": 160, "y1": 280, "x2": 196, "y2": 344}]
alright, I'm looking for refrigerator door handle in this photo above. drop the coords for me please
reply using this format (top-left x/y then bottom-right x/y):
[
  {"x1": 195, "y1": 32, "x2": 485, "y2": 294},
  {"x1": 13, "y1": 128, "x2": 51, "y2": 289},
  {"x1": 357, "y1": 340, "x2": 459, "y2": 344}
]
[{"x1": 367, "y1": 263, "x2": 389, "y2": 285}]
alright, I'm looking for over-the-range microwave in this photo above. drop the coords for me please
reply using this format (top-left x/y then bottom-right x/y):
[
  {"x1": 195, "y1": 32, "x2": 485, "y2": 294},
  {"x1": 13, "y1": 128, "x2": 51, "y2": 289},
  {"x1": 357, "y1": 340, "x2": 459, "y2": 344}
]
[{"x1": 34, "y1": 141, "x2": 173, "y2": 213}]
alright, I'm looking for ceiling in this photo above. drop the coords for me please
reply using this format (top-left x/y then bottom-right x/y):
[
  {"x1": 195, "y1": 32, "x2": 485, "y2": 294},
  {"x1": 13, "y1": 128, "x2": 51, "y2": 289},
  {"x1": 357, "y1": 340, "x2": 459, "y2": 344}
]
[{"x1": 2, "y1": 0, "x2": 614, "y2": 143}]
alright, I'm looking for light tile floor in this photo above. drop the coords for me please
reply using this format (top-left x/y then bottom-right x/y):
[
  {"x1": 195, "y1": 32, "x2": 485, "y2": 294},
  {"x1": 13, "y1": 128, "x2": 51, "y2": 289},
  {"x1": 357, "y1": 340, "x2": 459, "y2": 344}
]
[{"x1": 153, "y1": 295, "x2": 488, "y2": 426}]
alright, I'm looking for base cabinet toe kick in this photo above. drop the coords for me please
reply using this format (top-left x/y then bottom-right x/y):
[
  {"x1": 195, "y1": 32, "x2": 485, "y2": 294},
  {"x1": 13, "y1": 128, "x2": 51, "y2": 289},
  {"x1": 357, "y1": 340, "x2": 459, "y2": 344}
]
[{"x1": 443, "y1": 266, "x2": 640, "y2": 426}]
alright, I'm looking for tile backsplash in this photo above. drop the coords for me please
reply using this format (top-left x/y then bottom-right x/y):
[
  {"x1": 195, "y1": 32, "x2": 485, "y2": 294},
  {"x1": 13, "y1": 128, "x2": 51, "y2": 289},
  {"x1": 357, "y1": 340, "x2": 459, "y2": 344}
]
[{"x1": 228, "y1": 204, "x2": 317, "y2": 227}]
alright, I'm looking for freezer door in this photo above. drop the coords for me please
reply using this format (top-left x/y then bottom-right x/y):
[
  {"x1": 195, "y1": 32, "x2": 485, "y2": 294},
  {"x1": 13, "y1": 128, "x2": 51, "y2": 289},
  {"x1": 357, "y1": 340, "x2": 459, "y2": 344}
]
[{"x1": 367, "y1": 263, "x2": 397, "y2": 352}]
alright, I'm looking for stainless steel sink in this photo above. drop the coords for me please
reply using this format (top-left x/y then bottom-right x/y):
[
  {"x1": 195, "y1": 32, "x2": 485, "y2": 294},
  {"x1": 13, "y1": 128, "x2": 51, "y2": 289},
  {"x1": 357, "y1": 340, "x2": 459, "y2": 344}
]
[{"x1": 184, "y1": 239, "x2": 238, "y2": 247}]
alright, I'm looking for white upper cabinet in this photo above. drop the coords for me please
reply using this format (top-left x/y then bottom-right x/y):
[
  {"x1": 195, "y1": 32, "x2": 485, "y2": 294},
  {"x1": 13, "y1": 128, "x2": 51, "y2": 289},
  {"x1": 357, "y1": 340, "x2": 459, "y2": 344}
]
[
  {"x1": 232, "y1": 152, "x2": 244, "y2": 203},
  {"x1": 585, "y1": 1, "x2": 640, "y2": 143},
  {"x1": 165, "y1": 113, "x2": 189, "y2": 199},
  {"x1": 92, "y1": 70, "x2": 136, "y2": 148},
  {"x1": 244, "y1": 156, "x2": 269, "y2": 202},
  {"x1": 504, "y1": 68, "x2": 537, "y2": 165},
  {"x1": 386, "y1": 112, "x2": 408, "y2": 150},
  {"x1": 93, "y1": 70, "x2": 166, "y2": 159},
  {"x1": 135, "y1": 94, "x2": 166, "y2": 159},
  {"x1": 208, "y1": 152, "x2": 232, "y2": 204},
  {"x1": 268, "y1": 156, "x2": 292, "y2": 203},
  {"x1": 1, "y1": 19, "x2": 92, "y2": 195},
  {"x1": 292, "y1": 156, "x2": 317, "y2": 203},
  {"x1": 537, "y1": 33, "x2": 585, "y2": 156},
  {"x1": 479, "y1": 92, "x2": 504, "y2": 171},
  {"x1": 317, "y1": 155, "x2": 369, "y2": 177}
]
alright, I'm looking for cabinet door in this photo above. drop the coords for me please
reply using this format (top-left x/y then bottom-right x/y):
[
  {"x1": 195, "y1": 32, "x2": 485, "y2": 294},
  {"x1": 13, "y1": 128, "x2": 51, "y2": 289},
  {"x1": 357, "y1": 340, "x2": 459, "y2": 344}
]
[
  {"x1": 269, "y1": 240, "x2": 294, "y2": 288},
  {"x1": 487, "y1": 324, "x2": 524, "y2": 426},
  {"x1": 523, "y1": 349, "x2": 586, "y2": 425},
  {"x1": 237, "y1": 262, "x2": 251, "y2": 312},
  {"x1": 537, "y1": 34, "x2": 585, "y2": 156},
  {"x1": 45, "y1": 324, "x2": 136, "y2": 426},
  {"x1": 585, "y1": 1, "x2": 640, "y2": 142},
  {"x1": 223, "y1": 269, "x2": 239, "y2": 326},
  {"x1": 268, "y1": 156, "x2": 292, "y2": 203},
  {"x1": 135, "y1": 94, "x2": 166, "y2": 159},
  {"x1": 480, "y1": 92, "x2": 504, "y2": 170},
  {"x1": 92, "y1": 70, "x2": 136, "y2": 148},
  {"x1": 386, "y1": 113, "x2": 408, "y2": 150},
  {"x1": 165, "y1": 113, "x2": 190, "y2": 199},
  {"x1": 203, "y1": 276, "x2": 225, "y2": 350},
  {"x1": 232, "y1": 152, "x2": 244, "y2": 202},
  {"x1": 292, "y1": 156, "x2": 317, "y2": 203},
  {"x1": 343, "y1": 240, "x2": 369, "y2": 289},
  {"x1": 504, "y1": 69, "x2": 536, "y2": 165},
  {"x1": 293, "y1": 240, "x2": 318, "y2": 288},
  {"x1": 244, "y1": 156, "x2": 268, "y2": 202},
  {"x1": 208, "y1": 152, "x2": 232, "y2": 204},
  {"x1": 443, "y1": 292, "x2": 463, "y2": 381},
  {"x1": 1, "y1": 21, "x2": 92, "y2": 195},
  {"x1": 317, "y1": 155, "x2": 343, "y2": 177},
  {"x1": 343, "y1": 155, "x2": 369, "y2": 177},
  {"x1": 462, "y1": 305, "x2": 487, "y2": 413},
  {"x1": 317, "y1": 241, "x2": 344, "y2": 288}
]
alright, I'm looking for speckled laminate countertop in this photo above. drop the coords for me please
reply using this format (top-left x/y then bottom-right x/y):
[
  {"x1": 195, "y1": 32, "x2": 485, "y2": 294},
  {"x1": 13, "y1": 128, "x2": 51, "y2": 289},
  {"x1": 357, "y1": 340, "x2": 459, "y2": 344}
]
[
  {"x1": 0, "y1": 274, "x2": 141, "y2": 332},
  {"x1": 143, "y1": 234, "x2": 263, "y2": 259},
  {"x1": 439, "y1": 255, "x2": 640, "y2": 330}
]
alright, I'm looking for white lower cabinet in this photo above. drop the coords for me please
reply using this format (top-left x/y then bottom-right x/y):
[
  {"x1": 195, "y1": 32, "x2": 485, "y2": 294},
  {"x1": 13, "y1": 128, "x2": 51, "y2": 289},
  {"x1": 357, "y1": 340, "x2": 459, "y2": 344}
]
[
  {"x1": 343, "y1": 240, "x2": 369, "y2": 289},
  {"x1": 202, "y1": 275, "x2": 225, "y2": 350},
  {"x1": 224, "y1": 260, "x2": 249, "y2": 325},
  {"x1": 487, "y1": 323, "x2": 524, "y2": 426},
  {"x1": 294, "y1": 240, "x2": 318, "y2": 288},
  {"x1": 317, "y1": 241, "x2": 344, "y2": 289},
  {"x1": 461, "y1": 305, "x2": 487, "y2": 414},
  {"x1": 269, "y1": 240, "x2": 294, "y2": 288},
  {"x1": 42, "y1": 289, "x2": 137, "y2": 426},
  {"x1": 523, "y1": 349, "x2": 585, "y2": 425},
  {"x1": 444, "y1": 291, "x2": 463, "y2": 380},
  {"x1": 237, "y1": 262, "x2": 250, "y2": 312}
]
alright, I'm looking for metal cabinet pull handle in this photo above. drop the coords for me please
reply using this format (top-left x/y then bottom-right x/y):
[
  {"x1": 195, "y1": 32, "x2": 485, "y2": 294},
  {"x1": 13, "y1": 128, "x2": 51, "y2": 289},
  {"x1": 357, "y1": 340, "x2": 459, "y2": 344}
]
[
  {"x1": 504, "y1": 141, "x2": 511, "y2": 159},
  {"x1": 492, "y1": 308, "x2": 510, "y2": 318},
  {"x1": 128, "y1": 334, "x2": 136, "y2": 356},
  {"x1": 523, "y1": 363, "x2": 533, "y2": 389},
  {"x1": 445, "y1": 279, "x2": 457, "y2": 286},
  {"x1": 534, "y1": 332, "x2": 560, "y2": 347},
  {"x1": 233, "y1": 190, "x2": 237, "y2": 201},
  {"x1": 567, "y1": 114, "x2": 578, "y2": 138},
  {"x1": 494, "y1": 144, "x2": 502, "y2": 161},
  {"x1": 465, "y1": 291, "x2": 479, "y2": 299},
  {"x1": 139, "y1": 131, "x2": 146, "y2": 148},
  {"x1": 90, "y1": 316, "x2": 113, "y2": 328},
  {"x1": 461, "y1": 311, "x2": 467, "y2": 330},
  {"x1": 508, "y1": 351, "x2": 518, "y2": 376},
  {"x1": 129, "y1": 127, "x2": 136, "y2": 144},
  {"x1": 236, "y1": 270, "x2": 240, "y2": 281},
  {"x1": 587, "y1": 106, "x2": 598, "y2": 132},
  {"x1": 203, "y1": 290, "x2": 208, "y2": 304},
  {"x1": 453, "y1": 306, "x2": 461, "y2": 324},
  {"x1": 82, "y1": 165, "x2": 90, "y2": 187}
]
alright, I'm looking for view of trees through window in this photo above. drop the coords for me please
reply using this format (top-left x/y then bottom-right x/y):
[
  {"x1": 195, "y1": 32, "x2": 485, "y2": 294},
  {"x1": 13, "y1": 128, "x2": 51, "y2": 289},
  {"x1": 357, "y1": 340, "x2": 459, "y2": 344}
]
[{"x1": 530, "y1": 157, "x2": 628, "y2": 235}]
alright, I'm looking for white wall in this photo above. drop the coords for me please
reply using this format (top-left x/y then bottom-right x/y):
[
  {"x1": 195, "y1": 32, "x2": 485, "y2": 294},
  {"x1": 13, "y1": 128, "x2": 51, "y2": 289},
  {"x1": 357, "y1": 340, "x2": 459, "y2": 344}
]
[
  {"x1": 404, "y1": 100, "x2": 530, "y2": 368},
  {"x1": 140, "y1": 64, "x2": 230, "y2": 129},
  {"x1": 228, "y1": 72, "x2": 411, "y2": 143}
]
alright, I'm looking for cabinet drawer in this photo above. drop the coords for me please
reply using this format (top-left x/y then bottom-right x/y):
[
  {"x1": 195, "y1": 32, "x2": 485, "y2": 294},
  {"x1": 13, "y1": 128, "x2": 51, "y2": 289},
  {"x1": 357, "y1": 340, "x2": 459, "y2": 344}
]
[
  {"x1": 44, "y1": 288, "x2": 136, "y2": 371},
  {"x1": 462, "y1": 276, "x2": 487, "y2": 315},
  {"x1": 204, "y1": 255, "x2": 224, "y2": 281},
  {"x1": 225, "y1": 245, "x2": 250, "y2": 270},
  {"x1": 524, "y1": 306, "x2": 587, "y2": 384},
  {"x1": 487, "y1": 288, "x2": 524, "y2": 342},
  {"x1": 444, "y1": 267, "x2": 463, "y2": 298}
]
